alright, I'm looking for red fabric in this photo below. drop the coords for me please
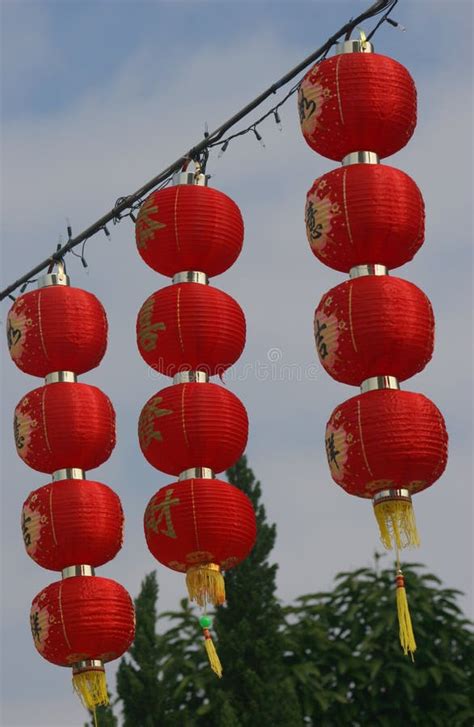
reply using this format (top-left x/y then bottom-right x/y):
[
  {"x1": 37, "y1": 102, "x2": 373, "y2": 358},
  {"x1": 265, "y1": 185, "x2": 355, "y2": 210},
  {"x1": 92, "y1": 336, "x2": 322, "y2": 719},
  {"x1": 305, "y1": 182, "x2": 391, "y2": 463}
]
[
  {"x1": 314, "y1": 276, "x2": 434, "y2": 386},
  {"x1": 144, "y1": 477, "x2": 256, "y2": 572},
  {"x1": 138, "y1": 382, "x2": 248, "y2": 475},
  {"x1": 30, "y1": 576, "x2": 135, "y2": 666},
  {"x1": 299, "y1": 53, "x2": 416, "y2": 161},
  {"x1": 135, "y1": 185, "x2": 244, "y2": 277},
  {"x1": 14, "y1": 383, "x2": 116, "y2": 473},
  {"x1": 7, "y1": 286, "x2": 107, "y2": 377},
  {"x1": 22, "y1": 479, "x2": 123, "y2": 570},
  {"x1": 325, "y1": 390, "x2": 448, "y2": 498},
  {"x1": 305, "y1": 164, "x2": 424, "y2": 272},
  {"x1": 137, "y1": 283, "x2": 246, "y2": 377}
]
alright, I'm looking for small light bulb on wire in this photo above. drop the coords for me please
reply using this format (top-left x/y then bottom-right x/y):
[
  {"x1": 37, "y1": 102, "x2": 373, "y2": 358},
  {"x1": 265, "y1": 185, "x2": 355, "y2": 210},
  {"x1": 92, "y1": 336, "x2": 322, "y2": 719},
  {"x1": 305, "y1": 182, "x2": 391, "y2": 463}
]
[
  {"x1": 386, "y1": 17, "x2": 406, "y2": 31},
  {"x1": 218, "y1": 140, "x2": 229, "y2": 158},
  {"x1": 274, "y1": 110, "x2": 282, "y2": 131},
  {"x1": 253, "y1": 127, "x2": 266, "y2": 148}
]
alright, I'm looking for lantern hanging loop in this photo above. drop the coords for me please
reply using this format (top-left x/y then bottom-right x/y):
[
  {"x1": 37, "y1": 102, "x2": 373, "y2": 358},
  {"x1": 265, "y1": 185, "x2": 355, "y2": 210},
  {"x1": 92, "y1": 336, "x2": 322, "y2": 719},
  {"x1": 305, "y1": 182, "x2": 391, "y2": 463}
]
[{"x1": 38, "y1": 256, "x2": 70, "y2": 289}]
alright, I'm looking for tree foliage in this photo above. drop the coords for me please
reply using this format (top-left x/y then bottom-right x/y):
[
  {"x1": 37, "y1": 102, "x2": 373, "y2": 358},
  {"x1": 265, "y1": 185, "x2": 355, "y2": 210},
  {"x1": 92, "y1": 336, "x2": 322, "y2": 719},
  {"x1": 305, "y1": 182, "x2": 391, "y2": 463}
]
[
  {"x1": 90, "y1": 458, "x2": 474, "y2": 726},
  {"x1": 284, "y1": 558, "x2": 474, "y2": 726}
]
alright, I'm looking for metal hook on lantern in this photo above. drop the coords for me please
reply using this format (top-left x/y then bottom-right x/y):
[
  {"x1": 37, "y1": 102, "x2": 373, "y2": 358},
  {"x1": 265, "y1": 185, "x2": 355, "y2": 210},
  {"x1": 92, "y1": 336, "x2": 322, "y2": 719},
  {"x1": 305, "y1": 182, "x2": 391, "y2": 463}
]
[
  {"x1": 174, "y1": 158, "x2": 209, "y2": 187},
  {"x1": 38, "y1": 256, "x2": 70, "y2": 289}
]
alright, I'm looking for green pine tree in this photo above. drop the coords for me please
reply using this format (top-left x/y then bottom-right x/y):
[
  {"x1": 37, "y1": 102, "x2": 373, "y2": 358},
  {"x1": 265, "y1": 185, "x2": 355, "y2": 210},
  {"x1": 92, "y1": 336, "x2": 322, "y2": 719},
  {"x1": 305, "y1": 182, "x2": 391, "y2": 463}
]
[
  {"x1": 84, "y1": 700, "x2": 118, "y2": 727},
  {"x1": 115, "y1": 571, "x2": 170, "y2": 726},
  {"x1": 202, "y1": 455, "x2": 302, "y2": 726},
  {"x1": 284, "y1": 557, "x2": 474, "y2": 726}
]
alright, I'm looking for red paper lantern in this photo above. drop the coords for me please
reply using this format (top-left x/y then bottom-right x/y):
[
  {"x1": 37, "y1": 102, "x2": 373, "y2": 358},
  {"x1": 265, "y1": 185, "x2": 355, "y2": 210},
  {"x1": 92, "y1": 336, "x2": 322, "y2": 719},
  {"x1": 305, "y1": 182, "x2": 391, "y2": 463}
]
[
  {"x1": 314, "y1": 276, "x2": 434, "y2": 385},
  {"x1": 138, "y1": 382, "x2": 248, "y2": 475},
  {"x1": 14, "y1": 383, "x2": 116, "y2": 473},
  {"x1": 30, "y1": 576, "x2": 135, "y2": 666},
  {"x1": 305, "y1": 164, "x2": 425, "y2": 272},
  {"x1": 299, "y1": 53, "x2": 416, "y2": 161},
  {"x1": 325, "y1": 389, "x2": 448, "y2": 498},
  {"x1": 22, "y1": 479, "x2": 124, "y2": 570},
  {"x1": 137, "y1": 283, "x2": 246, "y2": 377},
  {"x1": 135, "y1": 185, "x2": 244, "y2": 277},
  {"x1": 144, "y1": 477, "x2": 256, "y2": 574},
  {"x1": 7, "y1": 287, "x2": 107, "y2": 377}
]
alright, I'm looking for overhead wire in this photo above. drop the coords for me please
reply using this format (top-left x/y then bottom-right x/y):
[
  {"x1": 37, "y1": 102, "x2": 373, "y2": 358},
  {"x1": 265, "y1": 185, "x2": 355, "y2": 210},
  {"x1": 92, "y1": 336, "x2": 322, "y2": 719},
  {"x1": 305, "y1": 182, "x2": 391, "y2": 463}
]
[{"x1": 0, "y1": 0, "x2": 400, "y2": 302}]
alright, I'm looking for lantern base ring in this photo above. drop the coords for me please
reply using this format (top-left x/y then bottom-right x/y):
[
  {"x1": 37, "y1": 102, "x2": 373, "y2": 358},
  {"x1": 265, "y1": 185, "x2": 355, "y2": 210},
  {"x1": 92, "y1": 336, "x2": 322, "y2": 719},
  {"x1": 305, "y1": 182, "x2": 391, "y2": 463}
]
[
  {"x1": 72, "y1": 659, "x2": 104, "y2": 674},
  {"x1": 62, "y1": 564, "x2": 95, "y2": 579},
  {"x1": 342, "y1": 151, "x2": 380, "y2": 166},
  {"x1": 45, "y1": 371, "x2": 77, "y2": 384},
  {"x1": 349, "y1": 264, "x2": 388, "y2": 278},
  {"x1": 173, "y1": 271, "x2": 209, "y2": 285},
  {"x1": 361, "y1": 376, "x2": 400, "y2": 393},
  {"x1": 173, "y1": 371, "x2": 209, "y2": 385},
  {"x1": 52, "y1": 468, "x2": 86, "y2": 481},
  {"x1": 372, "y1": 488, "x2": 411, "y2": 505},
  {"x1": 72, "y1": 659, "x2": 109, "y2": 711},
  {"x1": 179, "y1": 467, "x2": 215, "y2": 481}
]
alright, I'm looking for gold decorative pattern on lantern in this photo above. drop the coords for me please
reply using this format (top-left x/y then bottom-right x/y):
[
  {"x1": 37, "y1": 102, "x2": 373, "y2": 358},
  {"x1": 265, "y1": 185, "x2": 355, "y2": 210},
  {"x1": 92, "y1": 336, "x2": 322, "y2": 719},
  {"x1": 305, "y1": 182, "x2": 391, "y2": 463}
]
[
  {"x1": 30, "y1": 605, "x2": 50, "y2": 653},
  {"x1": 220, "y1": 556, "x2": 239, "y2": 570},
  {"x1": 7, "y1": 305, "x2": 30, "y2": 363},
  {"x1": 14, "y1": 407, "x2": 37, "y2": 460},
  {"x1": 21, "y1": 503, "x2": 43, "y2": 557},
  {"x1": 138, "y1": 396, "x2": 172, "y2": 449},
  {"x1": 136, "y1": 197, "x2": 167, "y2": 251},
  {"x1": 314, "y1": 309, "x2": 341, "y2": 368},
  {"x1": 145, "y1": 488, "x2": 180, "y2": 538},
  {"x1": 325, "y1": 423, "x2": 350, "y2": 483},
  {"x1": 186, "y1": 550, "x2": 214, "y2": 564},
  {"x1": 305, "y1": 192, "x2": 341, "y2": 255},
  {"x1": 298, "y1": 67, "x2": 330, "y2": 137},
  {"x1": 137, "y1": 296, "x2": 166, "y2": 352},
  {"x1": 168, "y1": 560, "x2": 187, "y2": 572}
]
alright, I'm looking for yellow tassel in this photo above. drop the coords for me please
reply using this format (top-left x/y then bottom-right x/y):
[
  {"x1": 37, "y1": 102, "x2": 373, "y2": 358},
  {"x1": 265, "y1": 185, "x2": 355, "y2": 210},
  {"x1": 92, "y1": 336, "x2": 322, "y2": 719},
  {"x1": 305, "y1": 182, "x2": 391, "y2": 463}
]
[
  {"x1": 396, "y1": 570, "x2": 416, "y2": 659},
  {"x1": 72, "y1": 667, "x2": 109, "y2": 711},
  {"x1": 186, "y1": 563, "x2": 225, "y2": 608},
  {"x1": 203, "y1": 629, "x2": 223, "y2": 678},
  {"x1": 373, "y1": 498, "x2": 420, "y2": 550}
]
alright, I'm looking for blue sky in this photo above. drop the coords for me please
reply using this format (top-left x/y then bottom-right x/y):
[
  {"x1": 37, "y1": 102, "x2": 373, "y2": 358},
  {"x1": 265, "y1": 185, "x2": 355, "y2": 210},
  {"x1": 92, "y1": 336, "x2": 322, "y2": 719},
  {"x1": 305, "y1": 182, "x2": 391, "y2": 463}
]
[{"x1": 1, "y1": 1, "x2": 473, "y2": 725}]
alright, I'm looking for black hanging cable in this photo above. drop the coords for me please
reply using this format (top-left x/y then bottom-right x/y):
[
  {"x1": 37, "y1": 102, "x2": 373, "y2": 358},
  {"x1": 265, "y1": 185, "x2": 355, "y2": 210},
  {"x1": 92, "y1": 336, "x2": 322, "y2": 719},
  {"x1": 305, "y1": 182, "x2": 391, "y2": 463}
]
[
  {"x1": 0, "y1": 0, "x2": 396, "y2": 302},
  {"x1": 366, "y1": 0, "x2": 399, "y2": 41}
]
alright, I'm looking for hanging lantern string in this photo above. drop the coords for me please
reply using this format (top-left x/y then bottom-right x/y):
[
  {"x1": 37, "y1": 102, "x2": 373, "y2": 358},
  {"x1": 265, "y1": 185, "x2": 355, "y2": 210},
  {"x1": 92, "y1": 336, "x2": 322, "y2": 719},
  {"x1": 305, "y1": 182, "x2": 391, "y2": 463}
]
[
  {"x1": 395, "y1": 545, "x2": 417, "y2": 660},
  {"x1": 0, "y1": 0, "x2": 400, "y2": 302}
]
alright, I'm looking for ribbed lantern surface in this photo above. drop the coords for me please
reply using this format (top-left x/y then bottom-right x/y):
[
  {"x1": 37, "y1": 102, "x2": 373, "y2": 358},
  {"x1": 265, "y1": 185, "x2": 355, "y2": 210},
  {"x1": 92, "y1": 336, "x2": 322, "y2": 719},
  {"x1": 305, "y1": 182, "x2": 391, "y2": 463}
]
[
  {"x1": 314, "y1": 276, "x2": 434, "y2": 385},
  {"x1": 137, "y1": 283, "x2": 246, "y2": 376},
  {"x1": 144, "y1": 478, "x2": 257, "y2": 572},
  {"x1": 135, "y1": 185, "x2": 244, "y2": 277},
  {"x1": 299, "y1": 38, "x2": 448, "y2": 658},
  {"x1": 135, "y1": 170, "x2": 255, "y2": 678},
  {"x1": 14, "y1": 383, "x2": 116, "y2": 473},
  {"x1": 22, "y1": 480, "x2": 124, "y2": 570},
  {"x1": 138, "y1": 382, "x2": 248, "y2": 475},
  {"x1": 325, "y1": 389, "x2": 448, "y2": 498},
  {"x1": 7, "y1": 286, "x2": 107, "y2": 377},
  {"x1": 305, "y1": 164, "x2": 424, "y2": 272},
  {"x1": 30, "y1": 576, "x2": 135, "y2": 666},
  {"x1": 299, "y1": 52, "x2": 417, "y2": 160},
  {"x1": 7, "y1": 268, "x2": 134, "y2": 715}
]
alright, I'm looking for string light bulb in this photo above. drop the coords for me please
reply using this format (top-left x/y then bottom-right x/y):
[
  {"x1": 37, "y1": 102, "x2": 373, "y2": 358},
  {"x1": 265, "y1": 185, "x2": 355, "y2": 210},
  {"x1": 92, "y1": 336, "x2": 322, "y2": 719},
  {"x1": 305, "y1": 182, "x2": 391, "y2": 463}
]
[{"x1": 253, "y1": 127, "x2": 266, "y2": 148}]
